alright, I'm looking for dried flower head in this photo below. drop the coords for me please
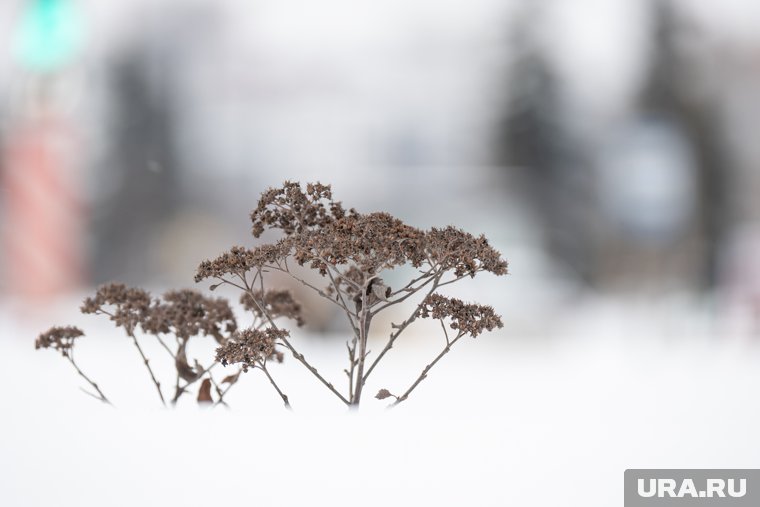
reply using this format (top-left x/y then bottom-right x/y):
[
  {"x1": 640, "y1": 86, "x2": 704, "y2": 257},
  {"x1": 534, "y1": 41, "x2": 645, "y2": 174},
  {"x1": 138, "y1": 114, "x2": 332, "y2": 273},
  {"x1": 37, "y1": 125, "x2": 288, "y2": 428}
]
[
  {"x1": 215, "y1": 328, "x2": 289, "y2": 371},
  {"x1": 195, "y1": 242, "x2": 291, "y2": 282},
  {"x1": 35, "y1": 326, "x2": 84, "y2": 355},
  {"x1": 292, "y1": 212, "x2": 426, "y2": 275},
  {"x1": 240, "y1": 289, "x2": 304, "y2": 326},
  {"x1": 425, "y1": 227, "x2": 508, "y2": 277},
  {"x1": 417, "y1": 294, "x2": 503, "y2": 337},
  {"x1": 250, "y1": 180, "x2": 356, "y2": 237},
  {"x1": 144, "y1": 289, "x2": 237, "y2": 343},
  {"x1": 80, "y1": 283, "x2": 152, "y2": 332}
]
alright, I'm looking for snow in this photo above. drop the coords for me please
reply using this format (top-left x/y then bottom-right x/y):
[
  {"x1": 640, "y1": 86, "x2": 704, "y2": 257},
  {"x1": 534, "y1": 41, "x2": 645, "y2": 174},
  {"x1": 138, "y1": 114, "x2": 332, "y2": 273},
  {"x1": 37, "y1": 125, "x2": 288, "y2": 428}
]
[{"x1": 2, "y1": 294, "x2": 759, "y2": 506}]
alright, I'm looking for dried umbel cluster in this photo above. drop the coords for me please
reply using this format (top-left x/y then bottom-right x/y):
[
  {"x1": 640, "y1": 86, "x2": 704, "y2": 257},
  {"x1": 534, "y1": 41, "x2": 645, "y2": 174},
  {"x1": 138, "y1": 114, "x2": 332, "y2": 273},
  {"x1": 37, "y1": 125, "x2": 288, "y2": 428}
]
[
  {"x1": 35, "y1": 326, "x2": 84, "y2": 355},
  {"x1": 37, "y1": 283, "x2": 302, "y2": 407},
  {"x1": 37, "y1": 181, "x2": 507, "y2": 409},
  {"x1": 417, "y1": 294, "x2": 503, "y2": 337}
]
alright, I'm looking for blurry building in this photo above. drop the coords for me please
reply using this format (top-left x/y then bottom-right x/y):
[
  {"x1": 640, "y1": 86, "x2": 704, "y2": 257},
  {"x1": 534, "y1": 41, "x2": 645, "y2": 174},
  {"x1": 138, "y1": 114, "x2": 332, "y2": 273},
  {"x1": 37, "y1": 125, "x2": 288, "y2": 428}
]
[
  {"x1": 496, "y1": 0, "x2": 733, "y2": 294},
  {"x1": 594, "y1": 0, "x2": 729, "y2": 292}
]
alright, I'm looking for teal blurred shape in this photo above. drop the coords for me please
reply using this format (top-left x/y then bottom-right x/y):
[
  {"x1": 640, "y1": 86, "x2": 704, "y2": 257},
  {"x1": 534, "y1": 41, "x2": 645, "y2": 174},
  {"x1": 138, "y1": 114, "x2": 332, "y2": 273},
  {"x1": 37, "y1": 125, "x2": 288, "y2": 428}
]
[{"x1": 14, "y1": 0, "x2": 82, "y2": 72}]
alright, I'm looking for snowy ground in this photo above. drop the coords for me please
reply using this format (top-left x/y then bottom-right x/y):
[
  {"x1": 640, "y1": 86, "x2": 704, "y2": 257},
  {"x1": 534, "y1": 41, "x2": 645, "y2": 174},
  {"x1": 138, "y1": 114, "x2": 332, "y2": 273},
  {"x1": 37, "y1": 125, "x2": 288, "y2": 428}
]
[{"x1": 2, "y1": 293, "x2": 760, "y2": 506}]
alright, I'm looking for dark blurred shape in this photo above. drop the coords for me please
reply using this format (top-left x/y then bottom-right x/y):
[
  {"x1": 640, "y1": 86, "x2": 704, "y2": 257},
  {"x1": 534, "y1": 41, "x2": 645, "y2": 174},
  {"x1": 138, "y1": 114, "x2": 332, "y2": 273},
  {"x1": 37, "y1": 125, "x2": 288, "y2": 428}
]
[
  {"x1": 596, "y1": 0, "x2": 729, "y2": 292},
  {"x1": 91, "y1": 44, "x2": 180, "y2": 285},
  {"x1": 496, "y1": 0, "x2": 731, "y2": 294},
  {"x1": 496, "y1": 2, "x2": 597, "y2": 284}
]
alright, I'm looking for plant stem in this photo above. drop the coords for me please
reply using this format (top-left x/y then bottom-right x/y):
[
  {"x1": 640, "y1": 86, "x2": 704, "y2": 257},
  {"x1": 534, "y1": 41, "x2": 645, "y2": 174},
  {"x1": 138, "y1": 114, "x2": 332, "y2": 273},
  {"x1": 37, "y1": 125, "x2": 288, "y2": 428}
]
[
  {"x1": 261, "y1": 365, "x2": 291, "y2": 409},
  {"x1": 228, "y1": 271, "x2": 350, "y2": 406},
  {"x1": 128, "y1": 331, "x2": 166, "y2": 406},
  {"x1": 362, "y1": 272, "x2": 442, "y2": 384},
  {"x1": 66, "y1": 354, "x2": 112, "y2": 405},
  {"x1": 391, "y1": 331, "x2": 464, "y2": 407},
  {"x1": 351, "y1": 289, "x2": 371, "y2": 406}
]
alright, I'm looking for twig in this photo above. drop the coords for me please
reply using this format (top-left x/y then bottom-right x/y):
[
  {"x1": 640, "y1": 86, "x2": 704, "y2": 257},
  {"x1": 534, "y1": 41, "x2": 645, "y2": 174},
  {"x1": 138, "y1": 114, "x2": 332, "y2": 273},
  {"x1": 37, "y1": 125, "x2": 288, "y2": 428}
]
[
  {"x1": 391, "y1": 330, "x2": 465, "y2": 406},
  {"x1": 351, "y1": 286, "x2": 371, "y2": 405},
  {"x1": 345, "y1": 338, "x2": 357, "y2": 403},
  {"x1": 439, "y1": 319, "x2": 450, "y2": 346},
  {"x1": 207, "y1": 375, "x2": 230, "y2": 407},
  {"x1": 362, "y1": 272, "x2": 443, "y2": 383},
  {"x1": 96, "y1": 308, "x2": 165, "y2": 406},
  {"x1": 152, "y1": 333, "x2": 176, "y2": 359},
  {"x1": 388, "y1": 266, "x2": 435, "y2": 297},
  {"x1": 67, "y1": 353, "x2": 112, "y2": 405},
  {"x1": 213, "y1": 366, "x2": 243, "y2": 408},
  {"x1": 373, "y1": 272, "x2": 439, "y2": 313},
  {"x1": 127, "y1": 331, "x2": 166, "y2": 406},
  {"x1": 268, "y1": 263, "x2": 359, "y2": 331},
  {"x1": 227, "y1": 269, "x2": 350, "y2": 406},
  {"x1": 260, "y1": 363, "x2": 291, "y2": 409}
]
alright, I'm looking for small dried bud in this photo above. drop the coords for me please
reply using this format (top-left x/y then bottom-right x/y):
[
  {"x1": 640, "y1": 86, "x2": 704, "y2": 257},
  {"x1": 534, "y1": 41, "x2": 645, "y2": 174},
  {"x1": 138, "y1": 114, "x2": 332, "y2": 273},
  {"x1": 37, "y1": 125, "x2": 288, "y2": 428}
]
[{"x1": 375, "y1": 389, "x2": 394, "y2": 400}]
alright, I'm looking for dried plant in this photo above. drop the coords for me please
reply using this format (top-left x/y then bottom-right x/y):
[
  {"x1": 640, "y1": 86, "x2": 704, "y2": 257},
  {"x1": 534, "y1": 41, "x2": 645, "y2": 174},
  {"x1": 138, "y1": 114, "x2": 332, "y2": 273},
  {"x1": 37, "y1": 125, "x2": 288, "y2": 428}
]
[{"x1": 37, "y1": 182, "x2": 507, "y2": 409}]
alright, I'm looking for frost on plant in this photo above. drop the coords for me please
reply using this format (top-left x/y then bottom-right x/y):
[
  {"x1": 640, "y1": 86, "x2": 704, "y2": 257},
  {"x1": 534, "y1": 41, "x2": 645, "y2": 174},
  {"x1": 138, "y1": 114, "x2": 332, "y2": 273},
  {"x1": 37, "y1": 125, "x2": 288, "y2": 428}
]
[{"x1": 36, "y1": 181, "x2": 507, "y2": 409}]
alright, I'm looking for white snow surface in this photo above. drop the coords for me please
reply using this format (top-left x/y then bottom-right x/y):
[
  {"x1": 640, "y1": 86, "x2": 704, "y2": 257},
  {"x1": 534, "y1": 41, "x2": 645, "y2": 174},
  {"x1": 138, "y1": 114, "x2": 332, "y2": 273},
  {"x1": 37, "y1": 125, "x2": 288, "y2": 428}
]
[{"x1": 2, "y1": 294, "x2": 760, "y2": 506}]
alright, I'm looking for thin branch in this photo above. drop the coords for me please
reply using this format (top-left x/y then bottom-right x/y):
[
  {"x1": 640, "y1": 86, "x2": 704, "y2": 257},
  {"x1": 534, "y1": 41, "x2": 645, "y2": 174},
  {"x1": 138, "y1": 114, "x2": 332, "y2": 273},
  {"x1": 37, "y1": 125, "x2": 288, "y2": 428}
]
[
  {"x1": 213, "y1": 366, "x2": 243, "y2": 408},
  {"x1": 388, "y1": 265, "x2": 435, "y2": 297},
  {"x1": 267, "y1": 263, "x2": 359, "y2": 329},
  {"x1": 436, "y1": 269, "x2": 482, "y2": 288},
  {"x1": 278, "y1": 338, "x2": 350, "y2": 405},
  {"x1": 351, "y1": 286, "x2": 371, "y2": 405},
  {"x1": 207, "y1": 375, "x2": 229, "y2": 407},
  {"x1": 362, "y1": 272, "x2": 443, "y2": 383},
  {"x1": 345, "y1": 338, "x2": 357, "y2": 403},
  {"x1": 67, "y1": 353, "x2": 112, "y2": 405},
  {"x1": 79, "y1": 387, "x2": 105, "y2": 402},
  {"x1": 260, "y1": 363, "x2": 291, "y2": 409},
  {"x1": 439, "y1": 319, "x2": 450, "y2": 346},
  {"x1": 128, "y1": 332, "x2": 166, "y2": 406},
  {"x1": 231, "y1": 269, "x2": 350, "y2": 406},
  {"x1": 391, "y1": 331, "x2": 465, "y2": 407},
  {"x1": 152, "y1": 333, "x2": 176, "y2": 359},
  {"x1": 173, "y1": 370, "x2": 182, "y2": 406},
  {"x1": 218, "y1": 277, "x2": 249, "y2": 293},
  {"x1": 373, "y1": 272, "x2": 439, "y2": 313},
  {"x1": 317, "y1": 257, "x2": 361, "y2": 331}
]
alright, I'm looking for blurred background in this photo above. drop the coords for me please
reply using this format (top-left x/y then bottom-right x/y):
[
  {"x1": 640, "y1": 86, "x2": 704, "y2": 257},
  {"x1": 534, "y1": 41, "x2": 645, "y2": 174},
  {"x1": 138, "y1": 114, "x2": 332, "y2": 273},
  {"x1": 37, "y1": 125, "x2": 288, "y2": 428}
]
[
  {"x1": 2, "y1": 0, "x2": 760, "y2": 505},
  {"x1": 2, "y1": 0, "x2": 760, "y2": 321}
]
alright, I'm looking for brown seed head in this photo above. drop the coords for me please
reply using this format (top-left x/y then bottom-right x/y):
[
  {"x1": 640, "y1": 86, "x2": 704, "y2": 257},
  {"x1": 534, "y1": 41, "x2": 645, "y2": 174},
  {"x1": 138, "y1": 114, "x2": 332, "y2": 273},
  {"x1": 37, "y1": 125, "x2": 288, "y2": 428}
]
[
  {"x1": 417, "y1": 293, "x2": 503, "y2": 337},
  {"x1": 35, "y1": 326, "x2": 84, "y2": 355},
  {"x1": 144, "y1": 289, "x2": 237, "y2": 343},
  {"x1": 240, "y1": 289, "x2": 304, "y2": 327},
  {"x1": 250, "y1": 180, "x2": 356, "y2": 238},
  {"x1": 215, "y1": 327, "x2": 289, "y2": 371},
  {"x1": 80, "y1": 283, "x2": 152, "y2": 332},
  {"x1": 194, "y1": 242, "x2": 292, "y2": 282}
]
